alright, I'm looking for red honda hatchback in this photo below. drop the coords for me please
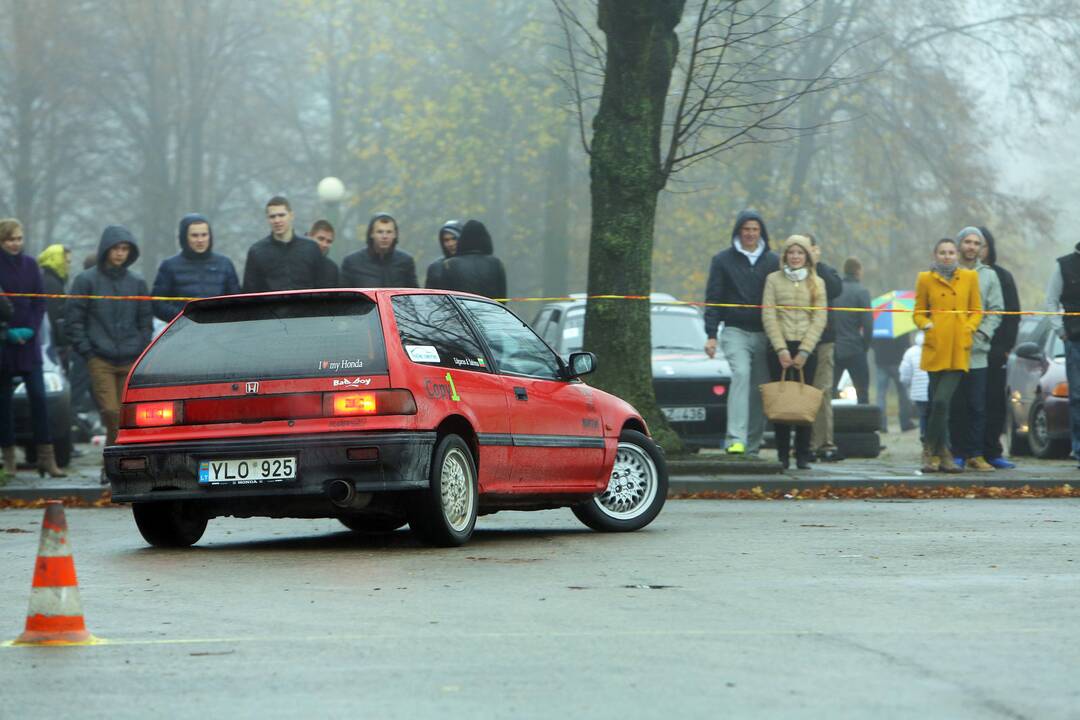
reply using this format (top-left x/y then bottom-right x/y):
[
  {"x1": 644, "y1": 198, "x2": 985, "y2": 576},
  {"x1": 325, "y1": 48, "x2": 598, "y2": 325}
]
[{"x1": 104, "y1": 289, "x2": 667, "y2": 547}]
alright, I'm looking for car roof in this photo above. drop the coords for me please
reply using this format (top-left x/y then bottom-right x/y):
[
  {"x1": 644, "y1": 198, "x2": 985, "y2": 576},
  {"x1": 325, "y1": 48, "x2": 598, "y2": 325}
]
[{"x1": 183, "y1": 287, "x2": 495, "y2": 311}]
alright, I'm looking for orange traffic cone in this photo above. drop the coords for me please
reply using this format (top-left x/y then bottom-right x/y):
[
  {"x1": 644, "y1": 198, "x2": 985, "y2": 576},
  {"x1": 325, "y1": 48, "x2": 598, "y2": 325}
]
[{"x1": 13, "y1": 501, "x2": 96, "y2": 645}]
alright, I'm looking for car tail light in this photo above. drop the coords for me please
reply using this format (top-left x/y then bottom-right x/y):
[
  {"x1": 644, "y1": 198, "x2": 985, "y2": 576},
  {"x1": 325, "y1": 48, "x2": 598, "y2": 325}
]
[
  {"x1": 122, "y1": 401, "x2": 182, "y2": 428},
  {"x1": 1053, "y1": 382, "x2": 1069, "y2": 398},
  {"x1": 323, "y1": 390, "x2": 417, "y2": 417},
  {"x1": 712, "y1": 385, "x2": 727, "y2": 396}
]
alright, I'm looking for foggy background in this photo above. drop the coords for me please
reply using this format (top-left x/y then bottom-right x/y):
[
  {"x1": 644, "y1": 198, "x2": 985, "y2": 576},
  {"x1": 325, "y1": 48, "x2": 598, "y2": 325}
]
[{"x1": 1, "y1": 0, "x2": 1076, "y2": 307}]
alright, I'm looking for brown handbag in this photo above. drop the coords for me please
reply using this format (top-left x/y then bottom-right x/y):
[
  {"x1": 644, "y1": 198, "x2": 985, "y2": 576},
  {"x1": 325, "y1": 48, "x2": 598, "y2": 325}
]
[{"x1": 760, "y1": 367, "x2": 824, "y2": 425}]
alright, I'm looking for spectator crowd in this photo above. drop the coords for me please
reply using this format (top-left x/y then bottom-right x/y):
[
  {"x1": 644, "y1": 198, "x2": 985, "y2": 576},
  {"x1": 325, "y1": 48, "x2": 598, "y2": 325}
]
[{"x1": 0, "y1": 198, "x2": 1077, "y2": 480}]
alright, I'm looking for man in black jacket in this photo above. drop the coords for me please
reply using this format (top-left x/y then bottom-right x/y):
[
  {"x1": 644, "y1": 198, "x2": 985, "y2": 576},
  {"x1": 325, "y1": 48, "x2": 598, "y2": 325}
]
[
  {"x1": 242, "y1": 196, "x2": 335, "y2": 292},
  {"x1": 340, "y1": 213, "x2": 418, "y2": 288},
  {"x1": 979, "y1": 226, "x2": 1020, "y2": 468},
  {"x1": 66, "y1": 226, "x2": 153, "y2": 451},
  {"x1": 438, "y1": 220, "x2": 507, "y2": 299},
  {"x1": 704, "y1": 209, "x2": 780, "y2": 456},
  {"x1": 832, "y1": 257, "x2": 873, "y2": 404},
  {"x1": 808, "y1": 235, "x2": 845, "y2": 461}
]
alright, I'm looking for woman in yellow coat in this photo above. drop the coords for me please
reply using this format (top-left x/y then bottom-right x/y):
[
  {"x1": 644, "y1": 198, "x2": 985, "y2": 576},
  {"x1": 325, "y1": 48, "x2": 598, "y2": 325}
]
[{"x1": 913, "y1": 237, "x2": 982, "y2": 473}]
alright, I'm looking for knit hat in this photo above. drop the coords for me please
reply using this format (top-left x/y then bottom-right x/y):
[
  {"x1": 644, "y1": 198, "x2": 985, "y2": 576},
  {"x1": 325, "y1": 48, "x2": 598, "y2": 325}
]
[
  {"x1": 781, "y1": 235, "x2": 815, "y2": 270},
  {"x1": 955, "y1": 226, "x2": 984, "y2": 246}
]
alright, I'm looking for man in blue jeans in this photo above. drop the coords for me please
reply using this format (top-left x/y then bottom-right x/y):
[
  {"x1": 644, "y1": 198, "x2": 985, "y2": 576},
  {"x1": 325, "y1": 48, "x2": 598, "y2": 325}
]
[
  {"x1": 1046, "y1": 241, "x2": 1080, "y2": 465},
  {"x1": 704, "y1": 210, "x2": 779, "y2": 456},
  {"x1": 949, "y1": 227, "x2": 1003, "y2": 472}
]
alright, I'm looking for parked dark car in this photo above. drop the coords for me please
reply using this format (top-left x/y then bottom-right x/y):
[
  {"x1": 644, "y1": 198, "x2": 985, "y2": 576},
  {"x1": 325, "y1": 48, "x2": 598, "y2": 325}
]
[
  {"x1": 1007, "y1": 317, "x2": 1069, "y2": 458},
  {"x1": 531, "y1": 294, "x2": 731, "y2": 451}
]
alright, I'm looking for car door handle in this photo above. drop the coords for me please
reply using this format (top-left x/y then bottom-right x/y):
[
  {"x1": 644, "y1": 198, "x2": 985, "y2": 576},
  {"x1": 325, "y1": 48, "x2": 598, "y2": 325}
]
[{"x1": 513, "y1": 386, "x2": 528, "y2": 401}]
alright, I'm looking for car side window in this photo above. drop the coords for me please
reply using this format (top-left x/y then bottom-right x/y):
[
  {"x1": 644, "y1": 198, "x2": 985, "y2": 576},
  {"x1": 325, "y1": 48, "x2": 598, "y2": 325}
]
[
  {"x1": 391, "y1": 294, "x2": 490, "y2": 372},
  {"x1": 458, "y1": 299, "x2": 563, "y2": 380}
]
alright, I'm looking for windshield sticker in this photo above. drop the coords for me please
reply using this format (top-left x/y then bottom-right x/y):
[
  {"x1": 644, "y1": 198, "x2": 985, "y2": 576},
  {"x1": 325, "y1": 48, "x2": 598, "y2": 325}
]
[
  {"x1": 332, "y1": 377, "x2": 372, "y2": 388},
  {"x1": 406, "y1": 345, "x2": 441, "y2": 363},
  {"x1": 563, "y1": 327, "x2": 581, "y2": 339},
  {"x1": 316, "y1": 358, "x2": 365, "y2": 372}
]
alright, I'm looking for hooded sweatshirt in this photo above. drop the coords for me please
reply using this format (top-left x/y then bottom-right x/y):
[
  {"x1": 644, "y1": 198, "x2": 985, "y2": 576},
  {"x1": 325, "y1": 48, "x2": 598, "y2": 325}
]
[
  {"x1": 0, "y1": 240, "x2": 46, "y2": 373},
  {"x1": 424, "y1": 220, "x2": 462, "y2": 289},
  {"x1": 979, "y1": 226, "x2": 1020, "y2": 365},
  {"x1": 65, "y1": 226, "x2": 153, "y2": 363},
  {"x1": 340, "y1": 213, "x2": 419, "y2": 288},
  {"x1": 704, "y1": 209, "x2": 780, "y2": 337},
  {"x1": 151, "y1": 214, "x2": 240, "y2": 321},
  {"x1": 955, "y1": 226, "x2": 1003, "y2": 370},
  {"x1": 439, "y1": 220, "x2": 507, "y2": 299},
  {"x1": 37, "y1": 244, "x2": 71, "y2": 352}
]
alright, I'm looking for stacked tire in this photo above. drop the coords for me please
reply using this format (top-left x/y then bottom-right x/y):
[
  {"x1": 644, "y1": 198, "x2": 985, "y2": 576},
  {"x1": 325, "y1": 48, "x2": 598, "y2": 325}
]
[{"x1": 833, "y1": 404, "x2": 883, "y2": 458}]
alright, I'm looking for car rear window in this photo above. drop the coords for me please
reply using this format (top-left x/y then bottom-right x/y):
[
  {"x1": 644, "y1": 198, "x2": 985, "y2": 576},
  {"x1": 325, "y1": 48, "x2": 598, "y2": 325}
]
[{"x1": 129, "y1": 294, "x2": 387, "y2": 387}]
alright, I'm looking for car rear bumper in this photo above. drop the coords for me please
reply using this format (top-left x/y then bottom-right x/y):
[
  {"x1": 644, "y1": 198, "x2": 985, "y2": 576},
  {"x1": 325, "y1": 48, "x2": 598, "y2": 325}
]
[{"x1": 104, "y1": 431, "x2": 435, "y2": 503}]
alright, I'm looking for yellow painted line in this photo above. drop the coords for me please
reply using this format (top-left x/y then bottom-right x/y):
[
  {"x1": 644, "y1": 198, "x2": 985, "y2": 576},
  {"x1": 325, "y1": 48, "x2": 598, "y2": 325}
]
[{"x1": 2, "y1": 627, "x2": 1060, "y2": 648}]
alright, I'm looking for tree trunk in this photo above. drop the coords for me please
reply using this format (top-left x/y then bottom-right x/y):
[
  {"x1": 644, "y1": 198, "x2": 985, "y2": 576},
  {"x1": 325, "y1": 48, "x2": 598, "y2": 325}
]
[{"x1": 584, "y1": 0, "x2": 685, "y2": 451}]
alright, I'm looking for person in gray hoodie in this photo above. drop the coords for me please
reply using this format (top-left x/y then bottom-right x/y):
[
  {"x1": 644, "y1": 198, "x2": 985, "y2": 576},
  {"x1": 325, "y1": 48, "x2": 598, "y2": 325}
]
[
  {"x1": 66, "y1": 226, "x2": 153, "y2": 451},
  {"x1": 948, "y1": 226, "x2": 1003, "y2": 472}
]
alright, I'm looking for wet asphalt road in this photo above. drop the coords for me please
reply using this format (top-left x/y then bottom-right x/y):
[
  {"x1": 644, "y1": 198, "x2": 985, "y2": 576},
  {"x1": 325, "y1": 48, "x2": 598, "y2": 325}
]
[{"x1": 1, "y1": 500, "x2": 1078, "y2": 719}]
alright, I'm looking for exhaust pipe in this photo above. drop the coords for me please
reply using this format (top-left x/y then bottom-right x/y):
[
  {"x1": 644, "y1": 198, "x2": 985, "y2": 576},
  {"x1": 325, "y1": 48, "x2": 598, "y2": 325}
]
[
  {"x1": 327, "y1": 479, "x2": 372, "y2": 509},
  {"x1": 328, "y1": 479, "x2": 355, "y2": 507}
]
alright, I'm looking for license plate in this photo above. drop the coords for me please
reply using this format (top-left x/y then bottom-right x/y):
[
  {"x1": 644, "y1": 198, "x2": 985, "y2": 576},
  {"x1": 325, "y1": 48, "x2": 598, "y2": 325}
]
[
  {"x1": 198, "y1": 456, "x2": 297, "y2": 485},
  {"x1": 661, "y1": 406, "x2": 707, "y2": 422}
]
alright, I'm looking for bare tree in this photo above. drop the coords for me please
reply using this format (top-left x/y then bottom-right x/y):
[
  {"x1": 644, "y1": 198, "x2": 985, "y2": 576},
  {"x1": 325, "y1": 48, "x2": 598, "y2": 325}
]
[{"x1": 554, "y1": 0, "x2": 859, "y2": 448}]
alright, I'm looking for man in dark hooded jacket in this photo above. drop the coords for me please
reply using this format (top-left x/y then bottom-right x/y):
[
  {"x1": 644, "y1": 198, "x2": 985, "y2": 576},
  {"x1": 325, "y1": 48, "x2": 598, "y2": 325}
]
[
  {"x1": 243, "y1": 196, "x2": 335, "y2": 292},
  {"x1": 340, "y1": 213, "x2": 418, "y2": 288},
  {"x1": 438, "y1": 220, "x2": 507, "y2": 299},
  {"x1": 704, "y1": 209, "x2": 780, "y2": 456},
  {"x1": 66, "y1": 226, "x2": 153, "y2": 450},
  {"x1": 424, "y1": 220, "x2": 462, "y2": 289},
  {"x1": 978, "y1": 225, "x2": 1021, "y2": 468},
  {"x1": 152, "y1": 213, "x2": 240, "y2": 322}
]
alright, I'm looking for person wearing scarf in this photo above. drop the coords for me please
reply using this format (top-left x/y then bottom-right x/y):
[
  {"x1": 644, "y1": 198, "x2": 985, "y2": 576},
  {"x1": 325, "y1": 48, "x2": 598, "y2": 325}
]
[
  {"x1": 913, "y1": 237, "x2": 982, "y2": 473},
  {"x1": 761, "y1": 235, "x2": 827, "y2": 469}
]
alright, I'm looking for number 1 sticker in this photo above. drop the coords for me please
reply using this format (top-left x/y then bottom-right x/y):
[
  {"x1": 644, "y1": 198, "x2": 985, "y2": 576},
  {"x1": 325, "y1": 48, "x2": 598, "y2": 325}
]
[{"x1": 444, "y1": 372, "x2": 461, "y2": 401}]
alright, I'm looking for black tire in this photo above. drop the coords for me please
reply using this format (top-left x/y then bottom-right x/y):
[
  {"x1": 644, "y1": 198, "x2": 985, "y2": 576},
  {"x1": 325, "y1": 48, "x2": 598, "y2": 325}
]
[
  {"x1": 833, "y1": 431, "x2": 882, "y2": 458},
  {"x1": 338, "y1": 513, "x2": 408, "y2": 534},
  {"x1": 132, "y1": 501, "x2": 208, "y2": 548},
  {"x1": 833, "y1": 404, "x2": 883, "y2": 433},
  {"x1": 572, "y1": 429, "x2": 668, "y2": 532},
  {"x1": 408, "y1": 434, "x2": 478, "y2": 547},
  {"x1": 1028, "y1": 399, "x2": 1069, "y2": 459},
  {"x1": 1007, "y1": 396, "x2": 1032, "y2": 457}
]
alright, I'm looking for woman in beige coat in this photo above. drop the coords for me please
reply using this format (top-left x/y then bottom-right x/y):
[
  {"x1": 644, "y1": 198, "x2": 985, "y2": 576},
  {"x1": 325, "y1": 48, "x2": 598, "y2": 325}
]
[{"x1": 762, "y1": 235, "x2": 827, "y2": 469}]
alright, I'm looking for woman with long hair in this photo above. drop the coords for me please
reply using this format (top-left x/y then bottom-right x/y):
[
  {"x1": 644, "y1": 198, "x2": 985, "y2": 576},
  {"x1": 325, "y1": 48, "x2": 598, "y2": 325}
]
[
  {"x1": 0, "y1": 219, "x2": 65, "y2": 478},
  {"x1": 761, "y1": 235, "x2": 827, "y2": 469},
  {"x1": 913, "y1": 237, "x2": 982, "y2": 473}
]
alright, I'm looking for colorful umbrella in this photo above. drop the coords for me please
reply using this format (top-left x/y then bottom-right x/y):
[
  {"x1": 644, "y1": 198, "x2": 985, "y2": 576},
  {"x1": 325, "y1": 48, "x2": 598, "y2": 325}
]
[{"x1": 871, "y1": 290, "x2": 916, "y2": 338}]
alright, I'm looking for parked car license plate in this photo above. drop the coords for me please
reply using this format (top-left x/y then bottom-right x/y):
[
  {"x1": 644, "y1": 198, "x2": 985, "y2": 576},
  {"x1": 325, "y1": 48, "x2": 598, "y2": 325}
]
[
  {"x1": 198, "y1": 456, "x2": 297, "y2": 484},
  {"x1": 661, "y1": 406, "x2": 707, "y2": 422}
]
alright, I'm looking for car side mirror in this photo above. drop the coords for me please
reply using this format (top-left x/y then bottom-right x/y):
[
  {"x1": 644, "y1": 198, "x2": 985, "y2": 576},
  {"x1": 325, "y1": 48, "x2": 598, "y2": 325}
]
[
  {"x1": 566, "y1": 351, "x2": 597, "y2": 379},
  {"x1": 1014, "y1": 342, "x2": 1044, "y2": 362}
]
